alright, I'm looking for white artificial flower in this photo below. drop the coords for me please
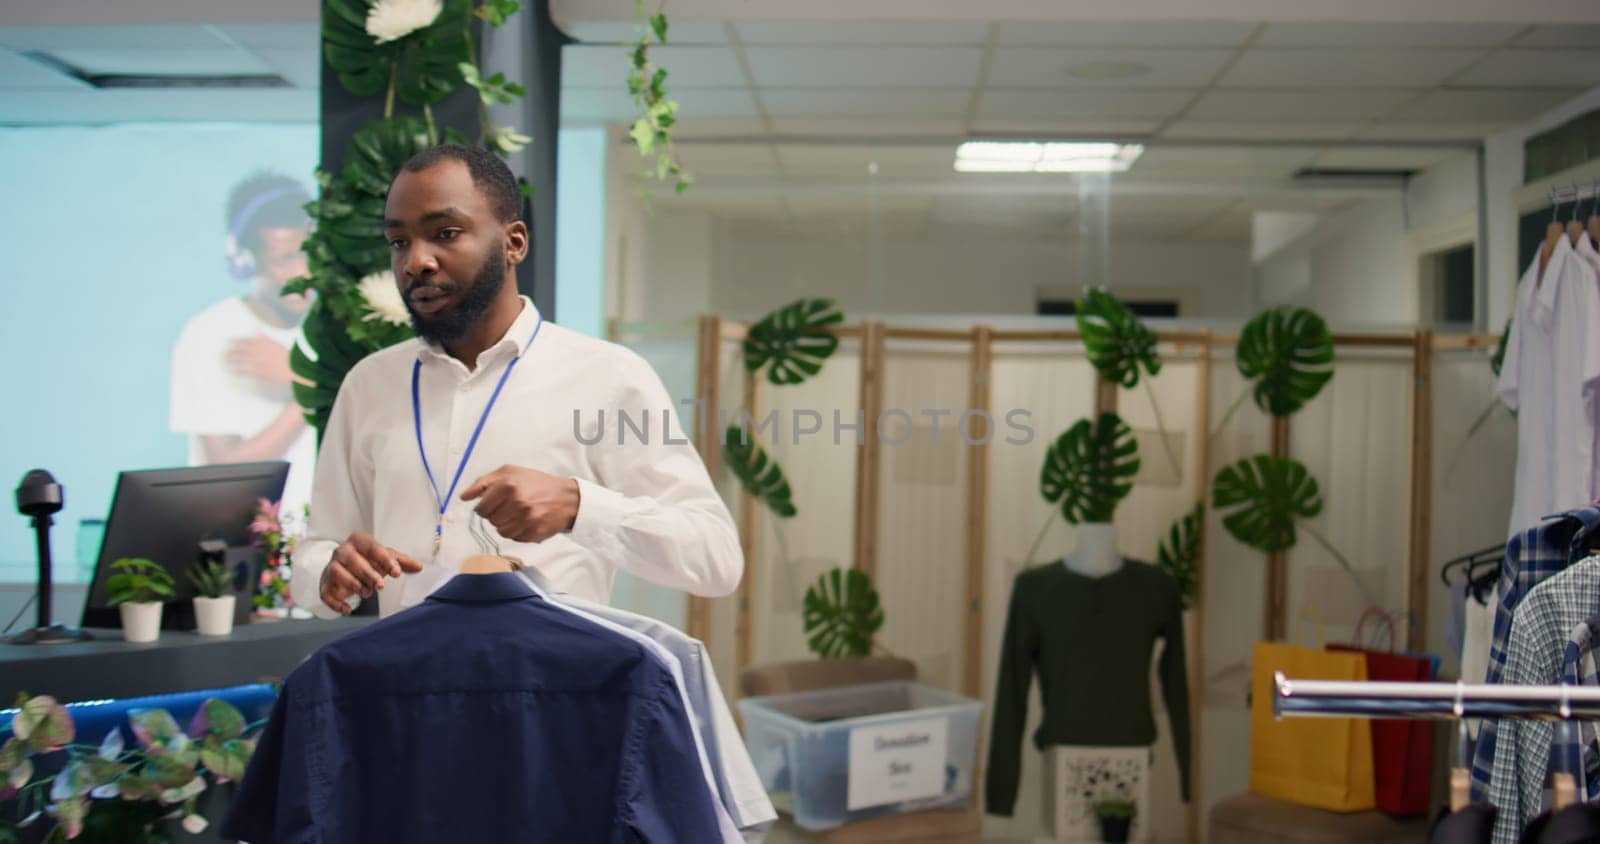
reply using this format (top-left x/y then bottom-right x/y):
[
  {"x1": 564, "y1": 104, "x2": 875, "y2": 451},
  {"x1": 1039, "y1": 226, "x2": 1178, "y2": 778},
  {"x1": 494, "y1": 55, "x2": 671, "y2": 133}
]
[
  {"x1": 358, "y1": 271, "x2": 410, "y2": 326},
  {"x1": 182, "y1": 813, "x2": 210, "y2": 835},
  {"x1": 365, "y1": 0, "x2": 443, "y2": 44}
]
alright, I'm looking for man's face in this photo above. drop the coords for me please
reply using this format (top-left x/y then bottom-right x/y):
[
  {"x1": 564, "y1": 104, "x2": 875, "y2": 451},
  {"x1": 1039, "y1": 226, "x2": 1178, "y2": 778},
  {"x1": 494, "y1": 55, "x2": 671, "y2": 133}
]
[
  {"x1": 384, "y1": 160, "x2": 521, "y2": 344},
  {"x1": 254, "y1": 226, "x2": 311, "y2": 314}
]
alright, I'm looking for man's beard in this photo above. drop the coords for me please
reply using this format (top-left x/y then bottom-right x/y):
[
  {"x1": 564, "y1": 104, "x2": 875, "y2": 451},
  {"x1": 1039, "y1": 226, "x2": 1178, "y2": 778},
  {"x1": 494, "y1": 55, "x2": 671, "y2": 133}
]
[{"x1": 405, "y1": 249, "x2": 506, "y2": 345}]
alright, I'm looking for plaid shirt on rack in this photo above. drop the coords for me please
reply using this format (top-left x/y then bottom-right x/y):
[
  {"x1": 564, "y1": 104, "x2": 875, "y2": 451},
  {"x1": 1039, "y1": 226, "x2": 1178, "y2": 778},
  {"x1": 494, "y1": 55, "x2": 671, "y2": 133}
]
[
  {"x1": 1472, "y1": 505, "x2": 1600, "y2": 804},
  {"x1": 1559, "y1": 618, "x2": 1600, "y2": 802},
  {"x1": 1487, "y1": 558, "x2": 1600, "y2": 843}
]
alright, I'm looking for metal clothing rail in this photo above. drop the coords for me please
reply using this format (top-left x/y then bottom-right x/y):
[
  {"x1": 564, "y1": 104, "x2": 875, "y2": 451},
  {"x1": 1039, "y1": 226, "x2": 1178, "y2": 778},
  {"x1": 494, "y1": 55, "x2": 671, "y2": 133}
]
[{"x1": 1274, "y1": 673, "x2": 1600, "y2": 722}]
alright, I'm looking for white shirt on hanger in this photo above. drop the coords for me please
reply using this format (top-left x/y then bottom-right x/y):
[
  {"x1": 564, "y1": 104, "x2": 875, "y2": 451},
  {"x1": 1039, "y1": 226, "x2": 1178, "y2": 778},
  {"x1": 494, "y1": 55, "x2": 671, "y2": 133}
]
[
  {"x1": 290, "y1": 297, "x2": 743, "y2": 617},
  {"x1": 1496, "y1": 236, "x2": 1600, "y2": 536}
]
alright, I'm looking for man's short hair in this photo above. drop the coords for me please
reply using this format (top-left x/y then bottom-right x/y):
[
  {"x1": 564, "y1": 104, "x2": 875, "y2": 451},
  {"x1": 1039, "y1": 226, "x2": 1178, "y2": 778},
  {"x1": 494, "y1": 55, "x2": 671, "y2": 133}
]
[
  {"x1": 398, "y1": 144, "x2": 522, "y2": 224},
  {"x1": 226, "y1": 173, "x2": 311, "y2": 253}
]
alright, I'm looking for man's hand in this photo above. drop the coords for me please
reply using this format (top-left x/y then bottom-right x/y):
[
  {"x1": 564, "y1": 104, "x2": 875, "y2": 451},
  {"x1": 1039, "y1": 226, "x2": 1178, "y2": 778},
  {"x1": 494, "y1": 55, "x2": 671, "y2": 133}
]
[
  {"x1": 460, "y1": 465, "x2": 580, "y2": 544},
  {"x1": 226, "y1": 334, "x2": 301, "y2": 386},
  {"x1": 319, "y1": 532, "x2": 422, "y2": 616}
]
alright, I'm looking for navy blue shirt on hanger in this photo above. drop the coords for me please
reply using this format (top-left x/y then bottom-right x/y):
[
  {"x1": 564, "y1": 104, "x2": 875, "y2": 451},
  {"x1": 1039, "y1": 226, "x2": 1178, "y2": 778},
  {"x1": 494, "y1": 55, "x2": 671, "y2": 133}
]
[{"x1": 221, "y1": 572, "x2": 723, "y2": 843}]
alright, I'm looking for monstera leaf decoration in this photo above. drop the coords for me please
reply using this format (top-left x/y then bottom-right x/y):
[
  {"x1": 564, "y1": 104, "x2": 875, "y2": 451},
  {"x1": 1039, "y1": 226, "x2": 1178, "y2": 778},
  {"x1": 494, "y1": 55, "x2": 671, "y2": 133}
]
[
  {"x1": 721, "y1": 425, "x2": 797, "y2": 518},
  {"x1": 324, "y1": 0, "x2": 471, "y2": 107},
  {"x1": 1211, "y1": 454, "x2": 1323, "y2": 553},
  {"x1": 803, "y1": 568, "x2": 884, "y2": 659},
  {"x1": 1077, "y1": 287, "x2": 1161, "y2": 388},
  {"x1": 1157, "y1": 501, "x2": 1203, "y2": 610},
  {"x1": 1236, "y1": 306, "x2": 1335, "y2": 417},
  {"x1": 743, "y1": 298, "x2": 843, "y2": 386},
  {"x1": 292, "y1": 299, "x2": 373, "y2": 442},
  {"x1": 1040, "y1": 412, "x2": 1140, "y2": 524},
  {"x1": 1490, "y1": 316, "x2": 1511, "y2": 379}
]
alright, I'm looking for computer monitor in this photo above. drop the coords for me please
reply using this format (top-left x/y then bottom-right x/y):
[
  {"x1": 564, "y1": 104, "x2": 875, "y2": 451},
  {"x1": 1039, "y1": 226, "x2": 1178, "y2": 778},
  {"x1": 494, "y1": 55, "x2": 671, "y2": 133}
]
[{"x1": 81, "y1": 462, "x2": 289, "y2": 630}]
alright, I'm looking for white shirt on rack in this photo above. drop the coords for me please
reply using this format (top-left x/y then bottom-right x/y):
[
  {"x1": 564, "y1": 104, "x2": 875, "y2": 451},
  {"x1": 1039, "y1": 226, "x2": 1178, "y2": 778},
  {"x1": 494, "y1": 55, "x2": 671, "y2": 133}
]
[
  {"x1": 1496, "y1": 236, "x2": 1600, "y2": 536},
  {"x1": 290, "y1": 297, "x2": 743, "y2": 617}
]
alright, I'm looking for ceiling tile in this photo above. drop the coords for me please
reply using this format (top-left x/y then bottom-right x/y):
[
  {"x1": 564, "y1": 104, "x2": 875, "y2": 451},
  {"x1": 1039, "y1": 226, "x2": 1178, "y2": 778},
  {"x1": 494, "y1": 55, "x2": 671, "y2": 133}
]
[
  {"x1": 213, "y1": 23, "x2": 318, "y2": 49},
  {"x1": 775, "y1": 145, "x2": 955, "y2": 178},
  {"x1": 1312, "y1": 147, "x2": 1468, "y2": 171},
  {"x1": 1451, "y1": 49, "x2": 1600, "y2": 88},
  {"x1": 977, "y1": 88, "x2": 1194, "y2": 120},
  {"x1": 761, "y1": 87, "x2": 967, "y2": 117},
  {"x1": 672, "y1": 116, "x2": 769, "y2": 139},
  {"x1": 1130, "y1": 147, "x2": 1318, "y2": 179},
  {"x1": 1220, "y1": 48, "x2": 1484, "y2": 88},
  {"x1": 0, "y1": 89, "x2": 315, "y2": 124},
  {"x1": 1186, "y1": 89, "x2": 1418, "y2": 122},
  {"x1": 1513, "y1": 25, "x2": 1600, "y2": 49},
  {"x1": 970, "y1": 117, "x2": 1163, "y2": 136},
  {"x1": 988, "y1": 47, "x2": 1233, "y2": 88},
  {"x1": 674, "y1": 145, "x2": 779, "y2": 178},
  {"x1": 557, "y1": 19, "x2": 729, "y2": 45},
  {"x1": 1385, "y1": 88, "x2": 1580, "y2": 123},
  {"x1": 1354, "y1": 121, "x2": 1506, "y2": 140},
  {"x1": 560, "y1": 86, "x2": 757, "y2": 124},
  {"x1": 0, "y1": 25, "x2": 226, "y2": 50},
  {"x1": 562, "y1": 45, "x2": 743, "y2": 88},
  {"x1": 1161, "y1": 120, "x2": 1362, "y2": 141},
  {"x1": 1257, "y1": 22, "x2": 1524, "y2": 48},
  {"x1": 0, "y1": 47, "x2": 88, "y2": 89},
  {"x1": 251, "y1": 46, "x2": 319, "y2": 88},
  {"x1": 733, "y1": 20, "x2": 986, "y2": 45},
  {"x1": 745, "y1": 46, "x2": 982, "y2": 88},
  {"x1": 993, "y1": 21, "x2": 1256, "y2": 47},
  {"x1": 768, "y1": 115, "x2": 967, "y2": 135},
  {"x1": 44, "y1": 47, "x2": 272, "y2": 76}
]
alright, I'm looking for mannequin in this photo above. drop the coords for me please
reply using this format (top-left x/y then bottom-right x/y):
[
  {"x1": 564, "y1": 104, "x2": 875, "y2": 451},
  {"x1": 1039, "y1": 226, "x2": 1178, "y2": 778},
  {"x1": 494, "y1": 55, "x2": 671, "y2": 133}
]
[
  {"x1": 1064, "y1": 522, "x2": 1120, "y2": 577},
  {"x1": 990, "y1": 518, "x2": 1189, "y2": 844}
]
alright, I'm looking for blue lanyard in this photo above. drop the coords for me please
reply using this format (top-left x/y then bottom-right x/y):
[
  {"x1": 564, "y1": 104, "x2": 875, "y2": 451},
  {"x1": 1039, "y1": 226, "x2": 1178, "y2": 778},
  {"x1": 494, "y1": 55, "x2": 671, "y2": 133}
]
[{"x1": 412, "y1": 313, "x2": 544, "y2": 552}]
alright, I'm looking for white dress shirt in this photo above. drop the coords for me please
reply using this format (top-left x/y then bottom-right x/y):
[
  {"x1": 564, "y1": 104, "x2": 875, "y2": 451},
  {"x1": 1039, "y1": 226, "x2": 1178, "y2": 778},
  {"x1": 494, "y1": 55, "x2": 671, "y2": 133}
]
[
  {"x1": 1496, "y1": 236, "x2": 1600, "y2": 536},
  {"x1": 291, "y1": 297, "x2": 743, "y2": 618}
]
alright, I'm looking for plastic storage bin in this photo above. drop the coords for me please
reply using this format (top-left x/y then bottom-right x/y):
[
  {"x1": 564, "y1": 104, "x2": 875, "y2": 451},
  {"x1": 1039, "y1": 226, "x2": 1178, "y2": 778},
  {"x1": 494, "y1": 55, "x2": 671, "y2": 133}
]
[{"x1": 737, "y1": 681, "x2": 983, "y2": 831}]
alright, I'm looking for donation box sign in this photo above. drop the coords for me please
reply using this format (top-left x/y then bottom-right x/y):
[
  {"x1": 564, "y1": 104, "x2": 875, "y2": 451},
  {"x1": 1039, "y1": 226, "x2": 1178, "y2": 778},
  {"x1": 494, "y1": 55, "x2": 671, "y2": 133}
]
[{"x1": 846, "y1": 717, "x2": 948, "y2": 811}]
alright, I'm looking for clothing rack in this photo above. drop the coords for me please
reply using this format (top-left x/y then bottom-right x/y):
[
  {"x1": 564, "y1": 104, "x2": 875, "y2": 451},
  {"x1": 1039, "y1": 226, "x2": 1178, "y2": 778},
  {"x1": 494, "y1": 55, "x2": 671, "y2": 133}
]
[
  {"x1": 1548, "y1": 182, "x2": 1600, "y2": 207},
  {"x1": 1273, "y1": 673, "x2": 1600, "y2": 722}
]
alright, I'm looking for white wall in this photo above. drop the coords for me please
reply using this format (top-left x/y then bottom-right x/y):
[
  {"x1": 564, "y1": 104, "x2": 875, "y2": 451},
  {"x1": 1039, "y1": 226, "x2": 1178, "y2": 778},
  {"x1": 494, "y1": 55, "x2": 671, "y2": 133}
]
[
  {"x1": 1253, "y1": 193, "x2": 1414, "y2": 326},
  {"x1": 621, "y1": 221, "x2": 1254, "y2": 324}
]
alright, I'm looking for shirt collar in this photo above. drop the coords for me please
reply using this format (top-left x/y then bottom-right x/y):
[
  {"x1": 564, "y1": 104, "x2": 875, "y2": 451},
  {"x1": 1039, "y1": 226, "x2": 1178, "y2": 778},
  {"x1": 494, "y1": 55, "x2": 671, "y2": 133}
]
[
  {"x1": 1534, "y1": 236, "x2": 1573, "y2": 317},
  {"x1": 426, "y1": 572, "x2": 539, "y2": 604},
  {"x1": 417, "y1": 296, "x2": 543, "y2": 366}
]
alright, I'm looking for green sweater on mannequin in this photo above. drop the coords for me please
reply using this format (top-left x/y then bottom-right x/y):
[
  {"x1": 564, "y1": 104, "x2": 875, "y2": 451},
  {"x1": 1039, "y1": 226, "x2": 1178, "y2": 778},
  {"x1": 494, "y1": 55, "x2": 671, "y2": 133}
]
[{"x1": 984, "y1": 558, "x2": 1191, "y2": 816}]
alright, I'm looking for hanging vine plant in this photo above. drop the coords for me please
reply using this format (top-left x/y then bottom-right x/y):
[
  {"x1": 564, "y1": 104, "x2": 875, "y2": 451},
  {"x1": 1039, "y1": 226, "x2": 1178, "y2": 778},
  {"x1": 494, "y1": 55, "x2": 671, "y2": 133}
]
[
  {"x1": 1158, "y1": 501, "x2": 1204, "y2": 611},
  {"x1": 802, "y1": 568, "x2": 884, "y2": 659},
  {"x1": 721, "y1": 425, "x2": 797, "y2": 518},
  {"x1": 743, "y1": 298, "x2": 844, "y2": 386},
  {"x1": 627, "y1": 0, "x2": 690, "y2": 196}
]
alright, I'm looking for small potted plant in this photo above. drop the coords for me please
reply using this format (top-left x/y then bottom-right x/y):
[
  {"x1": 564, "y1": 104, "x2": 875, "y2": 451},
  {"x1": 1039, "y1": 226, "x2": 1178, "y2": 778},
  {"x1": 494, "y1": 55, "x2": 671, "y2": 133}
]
[
  {"x1": 1093, "y1": 797, "x2": 1137, "y2": 844},
  {"x1": 189, "y1": 557, "x2": 236, "y2": 636},
  {"x1": 106, "y1": 557, "x2": 175, "y2": 642}
]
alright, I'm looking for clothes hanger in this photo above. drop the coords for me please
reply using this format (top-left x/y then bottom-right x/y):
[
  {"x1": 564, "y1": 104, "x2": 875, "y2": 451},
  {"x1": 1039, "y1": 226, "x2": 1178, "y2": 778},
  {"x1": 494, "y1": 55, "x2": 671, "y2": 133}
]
[
  {"x1": 1440, "y1": 542, "x2": 1506, "y2": 586},
  {"x1": 1568, "y1": 186, "x2": 1588, "y2": 247},
  {"x1": 1588, "y1": 179, "x2": 1600, "y2": 248},
  {"x1": 1543, "y1": 188, "x2": 1566, "y2": 277}
]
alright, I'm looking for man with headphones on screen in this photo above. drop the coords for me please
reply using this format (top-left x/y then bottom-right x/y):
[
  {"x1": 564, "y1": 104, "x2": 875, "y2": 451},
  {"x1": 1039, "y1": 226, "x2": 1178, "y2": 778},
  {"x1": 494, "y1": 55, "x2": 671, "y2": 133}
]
[{"x1": 169, "y1": 173, "x2": 317, "y2": 519}]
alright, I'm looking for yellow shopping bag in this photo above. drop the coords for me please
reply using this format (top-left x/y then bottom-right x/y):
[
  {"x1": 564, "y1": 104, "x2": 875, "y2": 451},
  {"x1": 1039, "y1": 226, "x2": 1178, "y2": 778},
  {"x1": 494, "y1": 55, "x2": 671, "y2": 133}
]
[{"x1": 1249, "y1": 640, "x2": 1375, "y2": 812}]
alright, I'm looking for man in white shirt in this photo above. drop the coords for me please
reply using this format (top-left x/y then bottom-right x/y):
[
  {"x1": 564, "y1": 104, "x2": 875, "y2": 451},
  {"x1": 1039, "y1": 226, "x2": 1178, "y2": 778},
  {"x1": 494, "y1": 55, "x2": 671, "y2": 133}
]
[
  {"x1": 169, "y1": 174, "x2": 317, "y2": 517},
  {"x1": 294, "y1": 145, "x2": 743, "y2": 617}
]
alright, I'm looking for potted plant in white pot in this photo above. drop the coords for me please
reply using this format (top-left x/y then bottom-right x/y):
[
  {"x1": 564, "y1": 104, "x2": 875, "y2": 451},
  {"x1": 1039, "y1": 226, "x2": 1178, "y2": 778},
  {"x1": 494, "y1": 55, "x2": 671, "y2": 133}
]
[
  {"x1": 106, "y1": 557, "x2": 175, "y2": 643},
  {"x1": 189, "y1": 557, "x2": 236, "y2": 636}
]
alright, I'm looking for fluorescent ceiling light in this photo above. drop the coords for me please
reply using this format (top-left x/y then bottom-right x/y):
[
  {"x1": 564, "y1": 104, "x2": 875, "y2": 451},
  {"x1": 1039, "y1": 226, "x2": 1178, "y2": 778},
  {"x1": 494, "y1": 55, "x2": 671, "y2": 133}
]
[{"x1": 955, "y1": 141, "x2": 1144, "y2": 174}]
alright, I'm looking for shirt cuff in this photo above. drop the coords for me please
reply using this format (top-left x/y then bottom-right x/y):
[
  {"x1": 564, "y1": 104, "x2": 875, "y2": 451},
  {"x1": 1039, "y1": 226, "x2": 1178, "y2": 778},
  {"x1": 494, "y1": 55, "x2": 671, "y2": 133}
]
[
  {"x1": 291, "y1": 549, "x2": 343, "y2": 620},
  {"x1": 567, "y1": 477, "x2": 626, "y2": 553}
]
